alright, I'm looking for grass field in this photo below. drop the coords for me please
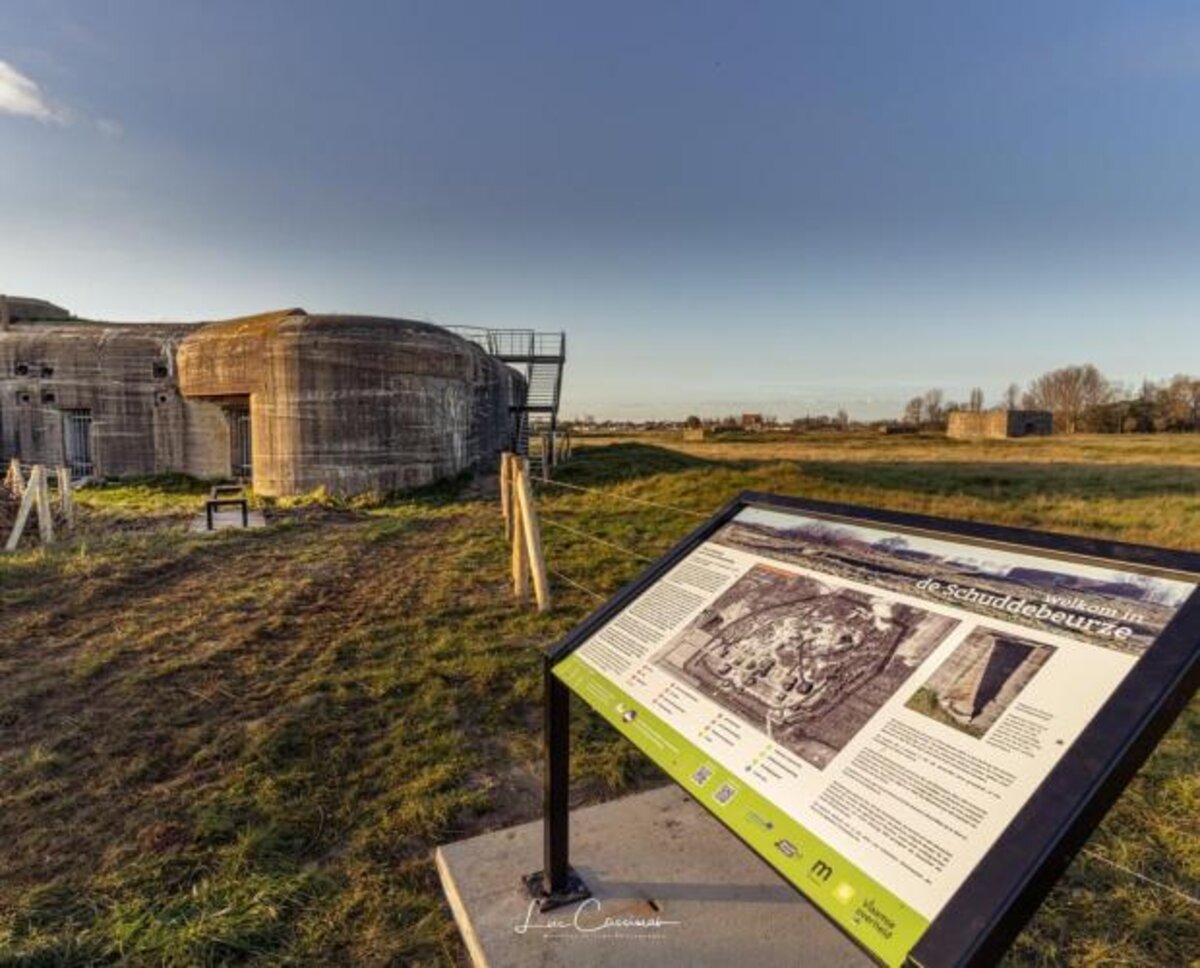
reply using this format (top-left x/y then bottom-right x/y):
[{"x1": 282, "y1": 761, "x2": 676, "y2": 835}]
[{"x1": 1, "y1": 433, "x2": 1197, "y2": 965}]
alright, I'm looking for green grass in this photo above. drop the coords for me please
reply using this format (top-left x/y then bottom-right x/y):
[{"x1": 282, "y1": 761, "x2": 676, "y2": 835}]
[
  {"x1": 905, "y1": 686, "x2": 982, "y2": 737},
  {"x1": 1, "y1": 434, "x2": 1197, "y2": 965},
  {"x1": 74, "y1": 474, "x2": 220, "y2": 517},
  {"x1": 576, "y1": 428, "x2": 1200, "y2": 467}
]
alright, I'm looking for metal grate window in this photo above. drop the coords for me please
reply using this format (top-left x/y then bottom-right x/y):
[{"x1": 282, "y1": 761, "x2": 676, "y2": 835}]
[
  {"x1": 228, "y1": 407, "x2": 251, "y2": 478},
  {"x1": 63, "y1": 409, "x2": 94, "y2": 477}
]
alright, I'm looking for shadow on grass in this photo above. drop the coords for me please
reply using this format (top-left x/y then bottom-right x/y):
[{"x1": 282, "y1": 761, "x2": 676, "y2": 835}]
[
  {"x1": 556, "y1": 442, "x2": 719, "y2": 486},
  {"x1": 84, "y1": 473, "x2": 218, "y2": 495},
  {"x1": 81, "y1": 470, "x2": 479, "y2": 514},
  {"x1": 388, "y1": 470, "x2": 477, "y2": 507},
  {"x1": 798, "y1": 460, "x2": 1200, "y2": 502},
  {"x1": 558, "y1": 443, "x2": 1200, "y2": 504}
]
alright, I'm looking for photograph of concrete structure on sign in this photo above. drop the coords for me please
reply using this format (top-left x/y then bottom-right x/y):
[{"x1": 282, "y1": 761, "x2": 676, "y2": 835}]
[
  {"x1": 906, "y1": 629, "x2": 1055, "y2": 738},
  {"x1": 713, "y1": 508, "x2": 1194, "y2": 656},
  {"x1": 0, "y1": 297, "x2": 565, "y2": 497},
  {"x1": 654, "y1": 564, "x2": 959, "y2": 769}
]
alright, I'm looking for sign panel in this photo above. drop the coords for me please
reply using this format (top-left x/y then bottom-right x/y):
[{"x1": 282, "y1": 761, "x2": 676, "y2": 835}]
[{"x1": 549, "y1": 495, "x2": 1200, "y2": 966}]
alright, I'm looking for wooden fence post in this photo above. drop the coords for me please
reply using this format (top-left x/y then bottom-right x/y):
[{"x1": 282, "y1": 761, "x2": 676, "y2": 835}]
[
  {"x1": 57, "y1": 466, "x2": 74, "y2": 527},
  {"x1": 5, "y1": 458, "x2": 24, "y2": 498},
  {"x1": 500, "y1": 452, "x2": 514, "y2": 543},
  {"x1": 5, "y1": 465, "x2": 40, "y2": 552},
  {"x1": 511, "y1": 459, "x2": 531, "y2": 602},
  {"x1": 35, "y1": 465, "x2": 54, "y2": 545},
  {"x1": 514, "y1": 455, "x2": 551, "y2": 613}
]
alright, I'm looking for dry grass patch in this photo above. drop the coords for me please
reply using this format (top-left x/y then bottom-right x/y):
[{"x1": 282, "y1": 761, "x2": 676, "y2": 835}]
[{"x1": 1, "y1": 435, "x2": 1197, "y2": 965}]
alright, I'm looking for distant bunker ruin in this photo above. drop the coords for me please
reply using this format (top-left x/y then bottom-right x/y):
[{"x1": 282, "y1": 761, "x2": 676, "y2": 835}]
[
  {"x1": 0, "y1": 298, "x2": 530, "y2": 497},
  {"x1": 947, "y1": 409, "x2": 1053, "y2": 439}
]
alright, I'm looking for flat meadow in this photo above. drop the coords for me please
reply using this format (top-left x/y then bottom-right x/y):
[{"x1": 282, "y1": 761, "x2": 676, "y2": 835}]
[{"x1": 1, "y1": 431, "x2": 1196, "y2": 965}]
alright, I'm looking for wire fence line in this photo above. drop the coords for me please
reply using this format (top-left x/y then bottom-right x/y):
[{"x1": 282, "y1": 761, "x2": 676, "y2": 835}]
[
  {"x1": 532, "y1": 475, "x2": 711, "y2": 519},
  {"x1": 522, "y1": 456, "x2": 1200, "y2": 908},
  {"x1": 546, "y1": 566, "x2": 606, "y2": 602},
  {"x1": 539, "y1": 519, "x2": 645, "y2": 606},
  {"x1": 532, "y1": 467, "x2": 702, "y2": 601},
  {"x1": 1079, "y1": 848, "x2": 1199, "y2": 906},
  {"x1": 540, "y1": 515, "x2": 657, "y2": 563}
]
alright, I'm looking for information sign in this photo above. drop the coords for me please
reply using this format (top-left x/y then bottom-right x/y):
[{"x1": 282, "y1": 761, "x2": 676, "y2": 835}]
[{"x1": 542, "y1": 494, "x2": 1200, "y2": 966}]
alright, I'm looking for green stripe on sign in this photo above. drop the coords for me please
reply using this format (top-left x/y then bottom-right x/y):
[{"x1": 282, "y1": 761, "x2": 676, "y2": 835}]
[{"x1": 554, "y1": 653, "x2": 929, "y2": 967}]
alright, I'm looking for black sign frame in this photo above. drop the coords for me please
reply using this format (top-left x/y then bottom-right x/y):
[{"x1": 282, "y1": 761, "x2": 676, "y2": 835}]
[{"x1": 529, "y1": 491, "x2": 1200, "y2": 966}]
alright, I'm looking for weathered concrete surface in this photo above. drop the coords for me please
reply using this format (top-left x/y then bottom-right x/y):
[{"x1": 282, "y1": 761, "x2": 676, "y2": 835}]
[
  {"x1": 1, "y1": 304, "x2": 523, "y2": 496},
  {"x1": 435, "y1": 785, "x2": 873, "y2": 968},
  {"x1": 946, "y1": 409, "x2": 1053, "y2": 439},
  {"x1": 927, "y1": 629, "x2": 1055, "y2": 734},
  {"x1": 177, "y1": 310, "x2": 523, "y2": 497},
  {"x1": 188, "y1": 508, "x2": 268, "y2": 533},
  {"x1": 0, "y1": 321, "x2": 229, "y2": 479}
]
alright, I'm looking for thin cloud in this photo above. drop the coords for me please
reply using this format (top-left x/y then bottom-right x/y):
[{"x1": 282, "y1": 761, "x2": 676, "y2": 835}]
[{"x1": 0, "y1": 60, "x2": 67, "y2": 123}]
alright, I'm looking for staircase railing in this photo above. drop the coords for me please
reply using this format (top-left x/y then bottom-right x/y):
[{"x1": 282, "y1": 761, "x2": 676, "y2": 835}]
[{"x1": 446, "y1": 326, "x2": 566, "y2": 458}]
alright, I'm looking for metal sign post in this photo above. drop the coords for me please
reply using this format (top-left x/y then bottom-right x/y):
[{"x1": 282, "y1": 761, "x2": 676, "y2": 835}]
[{"x1": 522, "y1": 657, "x2": 591, "y2": 911}]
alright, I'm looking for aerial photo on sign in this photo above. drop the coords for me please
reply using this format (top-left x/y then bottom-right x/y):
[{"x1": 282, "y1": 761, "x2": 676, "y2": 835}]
[{"x1": 654, "y1": 563, "x2": 959, "y2": 767}]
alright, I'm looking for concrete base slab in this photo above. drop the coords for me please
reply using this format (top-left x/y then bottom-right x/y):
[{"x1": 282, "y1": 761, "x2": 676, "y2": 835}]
[
  {"x1": 435, "y1": 785, "x2": 875, "y2": 968},
  {"x1": 188, "y1": 509, "x2": 267, "y2": 533}
]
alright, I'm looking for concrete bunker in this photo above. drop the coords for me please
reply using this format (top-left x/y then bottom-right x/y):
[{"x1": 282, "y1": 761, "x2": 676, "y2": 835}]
[
  {"x1": 946, "y1": 409, "x2": 1053, "y2": 439},
  {"x1": 908, "y1": 628, "x2": 1056, "y2": 737},
  {"x1": 0, "y1": 298, "x2": 531, "y2": 497}
]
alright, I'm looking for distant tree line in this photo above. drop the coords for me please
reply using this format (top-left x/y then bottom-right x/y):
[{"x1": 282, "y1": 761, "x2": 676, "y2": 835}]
[
  {"x1": 681, "y1": 412, "x2": 854, "y2": 432},
  {"x1": 902, "y1": 366, "x2": 1200, "y2": 433},
  {"x1": 575, "y1": 367, "x2": 1200, "y2": 435}
]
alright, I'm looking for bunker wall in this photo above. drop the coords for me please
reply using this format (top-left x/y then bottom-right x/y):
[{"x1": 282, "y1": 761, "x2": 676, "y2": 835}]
[
  {"x1": 946, "y1": 409, "x2": 1053, "y2": 439},
  {"x1": 177, "y1": 314, "x2": 521, "y2": 497},
  {"x1": 0, "y1": 324, "x2": 229, "y2": 477}
]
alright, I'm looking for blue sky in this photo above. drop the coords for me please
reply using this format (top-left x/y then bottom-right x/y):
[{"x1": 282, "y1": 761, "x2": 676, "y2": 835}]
[{"x1": 2, "y1": 2, "x2": 1198, "y2": 419}]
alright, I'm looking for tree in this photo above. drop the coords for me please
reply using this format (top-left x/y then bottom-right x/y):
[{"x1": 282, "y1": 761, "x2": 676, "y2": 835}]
[
  {"x1": 923, "y1": 388, "x2": 945, "y2": 426},
  {"x1": 1003, "y1": 383, "x2": 1020, "y2": 409},
  {"x1": 969, "y1": 387, "x2": 984, "y2": 412},
  {"x1": 1158, "y1": 375, "x2": 1200, "y2": 431},
  {"x1": 836, "y1": 408, "x2": 850, "y2": 430},
  {"x1": 904, "y1": 396, "x2": 924, "y2": 426},
  {"x1": 1024, "y1": 364, "x2": 1114, "y2": 433},
  {"x1": 684, "y1": 414, "x2": 702, "y2": 429}
]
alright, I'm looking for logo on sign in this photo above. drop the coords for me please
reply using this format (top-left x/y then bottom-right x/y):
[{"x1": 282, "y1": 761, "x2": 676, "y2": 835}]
[
  {"x1": 774, "y1": 839, "x2": 800, "y2": 859},
  {"x1": 809, "y1": 859, "x2": 834, "y2": 883}
]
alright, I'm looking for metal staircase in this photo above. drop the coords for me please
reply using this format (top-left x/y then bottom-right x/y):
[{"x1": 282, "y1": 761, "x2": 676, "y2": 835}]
[{"x1": 448, "y1": 328, "x2": 566, "y2": 461}]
